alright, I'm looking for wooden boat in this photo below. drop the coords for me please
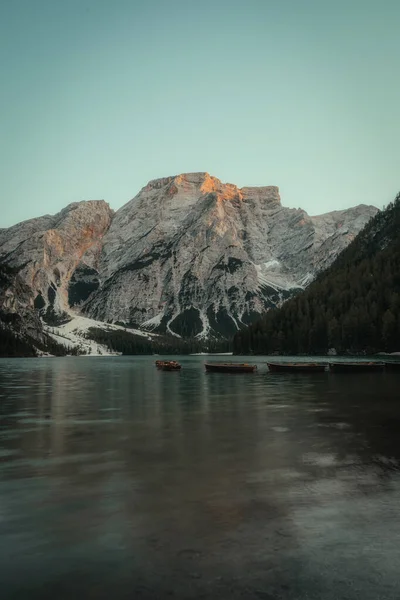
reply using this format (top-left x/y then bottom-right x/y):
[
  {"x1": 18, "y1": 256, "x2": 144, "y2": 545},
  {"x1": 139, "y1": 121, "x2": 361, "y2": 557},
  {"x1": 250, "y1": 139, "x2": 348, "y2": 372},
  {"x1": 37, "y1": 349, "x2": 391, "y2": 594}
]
[
  {"x1": 384, "y1": 361, "x2": 400, "y2": 371},
  {"x1": 267, "y1": 362, "x2": 327, "y2": 373},
  {"x1": 205, "y1": 362, "x2": 257, "y2": 373},
  {"x1": 160, "y1": 360, "x2": 181, "y2": 371},
  {"x1": 329, "y1": 361, "x2": 385, "y2": 373},
  {"x1": 156, "y1": 360, "x2": 181, "y2": 370}
]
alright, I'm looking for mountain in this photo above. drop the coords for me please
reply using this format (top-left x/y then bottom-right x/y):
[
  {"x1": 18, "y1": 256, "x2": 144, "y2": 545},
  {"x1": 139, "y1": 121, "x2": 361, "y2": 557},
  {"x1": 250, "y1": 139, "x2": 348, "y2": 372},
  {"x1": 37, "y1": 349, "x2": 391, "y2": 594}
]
[
  {"x1": 0, "y1": 200, "x2": 114, "y2": 325},
  {"x1": 233, "y1": 192, "x2": 400, "y2": 355},
  {"x1": 82, "y1": 173, "x2": 377, "y2": 338},
  {"x1": 0, "y1": 173, "x2": 378, "y2": 341},
  {"x1": 0, "y1": 263, "x2": 68, "y2": 357}
]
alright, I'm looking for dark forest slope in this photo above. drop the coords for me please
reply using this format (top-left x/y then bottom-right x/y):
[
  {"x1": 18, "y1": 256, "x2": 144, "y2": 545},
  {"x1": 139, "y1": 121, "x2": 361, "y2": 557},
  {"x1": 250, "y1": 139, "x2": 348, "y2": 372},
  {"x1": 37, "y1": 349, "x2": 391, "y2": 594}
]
[{"x1": 233, "y1": 193, "x2": 400, "y2": 355}]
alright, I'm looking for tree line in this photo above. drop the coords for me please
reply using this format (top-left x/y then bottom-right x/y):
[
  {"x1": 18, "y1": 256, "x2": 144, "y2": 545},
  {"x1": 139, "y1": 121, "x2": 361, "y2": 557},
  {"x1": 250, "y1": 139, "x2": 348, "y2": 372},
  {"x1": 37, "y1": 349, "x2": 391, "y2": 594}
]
[
  {"x1": 85, "y1": 327, "x2": 232, "y2": 355},
  {"x1": 0, "y1": 323, "x2": 70, "y2": 358}
]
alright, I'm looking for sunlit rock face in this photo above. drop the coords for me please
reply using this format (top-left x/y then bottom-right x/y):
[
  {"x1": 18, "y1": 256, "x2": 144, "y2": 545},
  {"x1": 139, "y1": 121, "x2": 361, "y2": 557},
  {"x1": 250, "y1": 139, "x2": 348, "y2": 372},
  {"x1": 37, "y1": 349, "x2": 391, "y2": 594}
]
[
  {"x1": 83, "y1": 173, "x2": 377, "y2": 337},
  {"x1": 0, "y1": 201, "x2": 114, "y2": 324},
  {"x1": 0, "y1": 174, "x2": 377, "y2": 337}
]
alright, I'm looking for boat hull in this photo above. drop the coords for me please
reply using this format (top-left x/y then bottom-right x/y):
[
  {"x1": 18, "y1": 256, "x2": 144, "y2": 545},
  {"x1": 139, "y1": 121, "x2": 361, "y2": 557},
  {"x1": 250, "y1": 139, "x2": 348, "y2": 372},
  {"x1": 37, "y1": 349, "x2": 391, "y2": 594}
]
[{"x1": 156, "y1": 360, "x2": 182, "y2": 370}]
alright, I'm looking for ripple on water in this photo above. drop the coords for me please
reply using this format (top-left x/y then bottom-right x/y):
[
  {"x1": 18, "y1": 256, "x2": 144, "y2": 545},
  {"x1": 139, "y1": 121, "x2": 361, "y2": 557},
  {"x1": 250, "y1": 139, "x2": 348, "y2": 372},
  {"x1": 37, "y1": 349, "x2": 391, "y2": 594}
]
[
  {"x1": 302, "y1": 452, "x2": 339, "y2": 467},
  {"x1": 317, "y1": 422, "x2": 351, "y2": 430},
  {"x1": 0, "y1": 450, "x2": 120, "y2": 470},
  {"x1": 79, "y1": 460, "x2": 124, "y2": 475},
  {"x1": 18, "y1": 418, "x2": 122, "y2": 425},
  {"x1": 17, "y1": 418, "x2": 53, "y2": 425},
  {"x1": 271, "y1": 426, "x2": 290, "y2": 433},
  {"x1": 7, "y1": 412, "x2": 35, "y2": 418},
  {"x1": 1, "y1": 427, "x2": 47, "y2": 435},
  {"x1": 4, "y1": 385, "x2": 32, "y2": 389},
  {"x1": 373, "y1": 455, "x2": 400, "y2": 468},
  {"x1": 0, "y1": 449, "x2": 21, "y2": 458},
  {"x1": 0, "y1": 431, "x2": 22, "y2": 440},
  {"x1": 247, "y1": 468, "x2": 305, "y2": 484}
]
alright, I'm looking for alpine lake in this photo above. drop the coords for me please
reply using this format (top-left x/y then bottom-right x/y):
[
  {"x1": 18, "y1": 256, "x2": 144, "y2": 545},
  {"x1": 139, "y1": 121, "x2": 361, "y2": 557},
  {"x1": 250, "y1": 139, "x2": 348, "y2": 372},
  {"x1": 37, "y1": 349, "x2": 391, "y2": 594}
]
[{"x1": 1, "y1": 355, "x2": 400, "y2": 599}]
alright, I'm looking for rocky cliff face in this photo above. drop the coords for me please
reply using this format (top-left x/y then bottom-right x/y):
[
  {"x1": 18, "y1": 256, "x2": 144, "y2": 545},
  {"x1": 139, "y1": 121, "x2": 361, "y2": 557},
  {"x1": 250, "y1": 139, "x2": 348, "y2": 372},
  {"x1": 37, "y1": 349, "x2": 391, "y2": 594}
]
[
  {"x1": 0, "y1": 263, "x2": 42, "y2": 341},
  {"x1": 0, "y1": 201, "x2": 114, "y2": 324},
  {"x1": 0, "y1": 173, "x2": 378, "y2": 338}
]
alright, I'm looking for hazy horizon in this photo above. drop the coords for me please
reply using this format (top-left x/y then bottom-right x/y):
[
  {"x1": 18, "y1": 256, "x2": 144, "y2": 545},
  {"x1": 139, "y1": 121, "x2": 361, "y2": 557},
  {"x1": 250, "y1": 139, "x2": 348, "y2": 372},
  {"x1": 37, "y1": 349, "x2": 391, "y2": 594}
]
[{"x1": 1, "y1": 0, "x2": 399, "y2": 227}]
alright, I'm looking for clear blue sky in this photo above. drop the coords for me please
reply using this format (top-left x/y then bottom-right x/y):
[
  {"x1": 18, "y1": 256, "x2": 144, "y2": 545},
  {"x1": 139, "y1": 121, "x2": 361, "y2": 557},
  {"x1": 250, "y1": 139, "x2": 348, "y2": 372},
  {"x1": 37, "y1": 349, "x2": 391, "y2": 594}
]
[{"x1": 1, "y1": 0, "x2": 399, "y2": 227}]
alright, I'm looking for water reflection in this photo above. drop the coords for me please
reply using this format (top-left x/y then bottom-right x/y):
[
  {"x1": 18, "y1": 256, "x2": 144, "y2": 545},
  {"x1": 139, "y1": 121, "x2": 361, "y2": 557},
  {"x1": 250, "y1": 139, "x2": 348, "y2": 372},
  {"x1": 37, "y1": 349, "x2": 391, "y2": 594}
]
[{"x1": 0, "y1": 357, "x2": 400, "y2": 598}]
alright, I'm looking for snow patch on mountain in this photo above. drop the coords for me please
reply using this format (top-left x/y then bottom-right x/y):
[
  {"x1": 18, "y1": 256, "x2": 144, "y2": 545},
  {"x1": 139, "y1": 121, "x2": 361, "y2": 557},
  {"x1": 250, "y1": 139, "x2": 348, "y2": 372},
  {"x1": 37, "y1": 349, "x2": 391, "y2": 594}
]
[
  {"x1": 255, "y1": 262, "x2": 303, "y2": 292},
  {"x1": 197, "y1": 309, "x2": 212, "y2": 340},
  {"x1": 298, "y1": 272, "x2": 314, "y2": 287},
  {"x1": 142, "y1": 312, "x2": 164, "y2": 330},
  {"x1": 43, "y1": 314, "x2": 154, "y2": 355}
]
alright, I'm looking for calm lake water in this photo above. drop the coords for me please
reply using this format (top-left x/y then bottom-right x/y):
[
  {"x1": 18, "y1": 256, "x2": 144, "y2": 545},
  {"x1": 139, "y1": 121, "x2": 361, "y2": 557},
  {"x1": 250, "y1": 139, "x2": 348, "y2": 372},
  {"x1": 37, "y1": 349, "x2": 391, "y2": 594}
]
[{"x1": 1, "y1": 356, "x2": 400, "y2": 599}]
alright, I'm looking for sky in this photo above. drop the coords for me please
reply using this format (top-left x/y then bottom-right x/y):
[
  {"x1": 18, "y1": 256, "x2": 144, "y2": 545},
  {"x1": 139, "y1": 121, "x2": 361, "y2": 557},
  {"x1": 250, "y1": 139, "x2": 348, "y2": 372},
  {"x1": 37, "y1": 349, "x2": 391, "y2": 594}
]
[{"x1": 0, "y1": 0, "x2": 399, "y2": 227}]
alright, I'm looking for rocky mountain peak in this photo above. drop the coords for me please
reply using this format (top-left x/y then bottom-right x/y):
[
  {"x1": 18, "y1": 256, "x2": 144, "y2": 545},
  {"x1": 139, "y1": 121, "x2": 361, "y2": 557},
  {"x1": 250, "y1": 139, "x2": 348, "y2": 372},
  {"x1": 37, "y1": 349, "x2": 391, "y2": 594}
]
[
  {"x1": 241, "y1": 185, "x2": 281, "y2": 207},
  {"x1": 54, "y1": 199, "x2": 113, "y2": 221},
  {"x1": 140, "y1": 172, "x2": 283, "y2": 209},
  {"x1": 0, "y1": 178, "x2": 378, "y2": 339},
  {"x1": 142, "y1": 172, "x2": 222, "y2": 199}
]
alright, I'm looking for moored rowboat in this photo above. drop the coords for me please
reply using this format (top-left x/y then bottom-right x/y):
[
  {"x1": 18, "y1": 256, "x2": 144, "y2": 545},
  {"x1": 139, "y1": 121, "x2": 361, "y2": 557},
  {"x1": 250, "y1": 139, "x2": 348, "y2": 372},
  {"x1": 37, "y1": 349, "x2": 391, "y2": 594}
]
[
  {"x1": 267, "y1": 362, "x2": 327, "y2": 373},
  {"x1": 156, "y1": 360, "x2": 182, "y2": 370},
  {"x1": 160, "y1": 361, "x2": 181, "y2": 371},
  {"x1": 205, "y1": 362, "x2": 257, "y2": 373}
]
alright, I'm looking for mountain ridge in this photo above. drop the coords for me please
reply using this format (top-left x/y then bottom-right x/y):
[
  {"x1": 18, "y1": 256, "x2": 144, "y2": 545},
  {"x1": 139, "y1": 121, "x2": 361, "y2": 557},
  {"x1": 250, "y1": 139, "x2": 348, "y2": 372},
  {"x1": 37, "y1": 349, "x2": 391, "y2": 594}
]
[{"x1": 0, "y1": 173, "x2": 378, "y2": 341}]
